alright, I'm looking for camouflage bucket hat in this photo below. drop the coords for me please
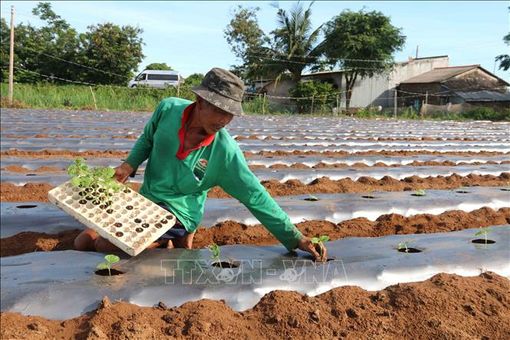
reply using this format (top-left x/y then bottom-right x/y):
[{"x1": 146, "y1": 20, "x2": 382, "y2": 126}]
[{"x1": 192, "y1": 67, "x2": 245, "y2": 116}]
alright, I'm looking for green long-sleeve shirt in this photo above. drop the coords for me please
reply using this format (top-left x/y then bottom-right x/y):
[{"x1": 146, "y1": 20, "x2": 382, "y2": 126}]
[{"x1": 125, "y1": 97, "x2": 303, "y2": 251}]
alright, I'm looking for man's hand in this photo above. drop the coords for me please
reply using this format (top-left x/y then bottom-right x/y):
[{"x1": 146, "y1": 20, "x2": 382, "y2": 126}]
[
  {"x1": 114, "y1": 162, "x2": 134, "y2": 183},
  {"x1": 297, "y1": 236, "x2": 328, "y2": 262}
]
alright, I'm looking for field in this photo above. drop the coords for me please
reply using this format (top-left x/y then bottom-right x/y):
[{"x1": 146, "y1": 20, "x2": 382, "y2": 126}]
[{"x1": 1, "y1": 108, "x2": 510, "y2": 339}]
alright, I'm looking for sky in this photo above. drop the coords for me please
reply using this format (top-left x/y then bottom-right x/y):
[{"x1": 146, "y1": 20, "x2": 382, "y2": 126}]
[{"x1": 1, "y1": 1, "x2": 509, "y2": 82}]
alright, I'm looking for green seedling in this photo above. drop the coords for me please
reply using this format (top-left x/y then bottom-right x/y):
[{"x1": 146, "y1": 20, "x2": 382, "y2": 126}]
[
  {"x1": 304, "y1": 195, "x2": 319, "y2": 201},
  {"x1": 397, "y1": 241, "x2": 410, "y2": 253},
  {"x1": 311, "y1": 235, "x2": 329, "y2": 259},
  {"x1": 413, "y1": 189, "x2": 426, "y2": 196},
  {"x1": 67, "y1": 158, "x2": 123, "y2": 205},
  {"x1": 475, "y1": 227, "x2": 491, "y2": 244},
  {"x1": 208, "y1": 243, "x2": 222, "y2": 268},
  {"x1": 96, "y1": 254, "x2": 120, "y2": 276}
]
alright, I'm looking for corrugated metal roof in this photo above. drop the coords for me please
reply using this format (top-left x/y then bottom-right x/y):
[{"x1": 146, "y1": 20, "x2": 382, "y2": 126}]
[
  {"x1": 454, "y1": 90, "x2": 510, "y2": 102},
  {"x1": 400, "y1": 65, "x2": 479, "y2": 84}
]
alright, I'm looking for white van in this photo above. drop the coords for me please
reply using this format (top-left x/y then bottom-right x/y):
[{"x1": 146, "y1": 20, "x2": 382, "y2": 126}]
[{"x1": 128, "y1": 70, "x2": 183, "y2": 88}]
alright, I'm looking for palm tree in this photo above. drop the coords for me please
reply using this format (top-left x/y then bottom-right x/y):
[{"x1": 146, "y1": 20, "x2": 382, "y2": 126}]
[{"x1": 249, "y1": 1, "x2": 323, "y2": 83}]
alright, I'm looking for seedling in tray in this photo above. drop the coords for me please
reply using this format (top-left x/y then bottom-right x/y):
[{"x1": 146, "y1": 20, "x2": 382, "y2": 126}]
[
  {"x1": 67, "y1": 158, "x2": 123, "y2": 207},
  {"x1": 311, "y1": 235, "x2": 329, "y2": 259},
  {"x1": 96, "y1": 254, "x2": 121, "y2": 276}
]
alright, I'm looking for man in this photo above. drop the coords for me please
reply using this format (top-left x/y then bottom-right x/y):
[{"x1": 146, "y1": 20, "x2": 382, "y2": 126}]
[{"x1": 74, "y1": 68, "x2": 328, "y2": 261}]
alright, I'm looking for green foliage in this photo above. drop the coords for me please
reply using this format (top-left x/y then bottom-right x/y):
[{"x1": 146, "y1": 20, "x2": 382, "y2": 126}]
[
  {"x1": 184, "y1": 73, "x2": 204, "y2": 86},
  {"x1": 144, "y1": 63, "x2": 172, "y2": 70},
  {"x1": 460, "y1": 107, "x2": 510, "y2": 121},
  {"x1": 311, "y1": 235, "x2": 329, "y2": 258},
  {"x1": 207, "y1": 243, "x2": 222, "y2": 268},
  {"x1": 413, "y1": 189, "x2": 426, "y2": 196},
  {"x1": 67, "y1": 158, "x2": 122, "y2": 199},
  {"x1": 290, "y1": 81, "x2": 337, "y2": 113},
  {"x1": 0, "y1": 82, "x2": 196, "y2": 111},
  {"x1": 2, "y1": 2, "x2": 144, "y2": 85},
  {"x1": 320, "y1": 9, "x2": 406, "y2": 109},
  {"x1": 96, "y1": 254, "x2": 120, "y2": 276},
  {"x1": 78, "y1": 22, "x2": 144, "y2": 85},
  {"x1": 397, "y1": 241, "x2": 409, "y2": 253},
  {"x1": 475, "y1": 227, "x2": 491, "y2": 244},
  {"x1": 496, "y1": 8, "x2": 510, "y2": 71},
  {"x1": 224, "y1": 2, "x2": 322, "y2": 82}
]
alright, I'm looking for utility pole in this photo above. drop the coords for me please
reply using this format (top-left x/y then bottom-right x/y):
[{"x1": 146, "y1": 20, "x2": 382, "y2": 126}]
[
  {"x1": 393, "y1": 88, "x2": 397, "y2": 119},
  {"x1": 8, "y1": 5, "x2": 15, "y2": 106},
  {"x1": 415, "y1": 45, "x2": 419, "y2": 59}
]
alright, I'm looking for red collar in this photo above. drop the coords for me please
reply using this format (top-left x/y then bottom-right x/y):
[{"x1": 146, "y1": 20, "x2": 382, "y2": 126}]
[{"x1": 176, "y1": 102, "x2": 215, "y2": 160}]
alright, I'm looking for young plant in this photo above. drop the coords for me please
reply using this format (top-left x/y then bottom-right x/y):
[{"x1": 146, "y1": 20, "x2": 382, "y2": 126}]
[
  {"x1": 304, "y1": 195, "x2": 319, "y2": 202},
  {"x1": 208, "y1": 243, "x2": 221, "y2": 268},
  {"x1": 67, "y1": 158, "x2": 123, "y2": 205},
  {"x1": 475, "y1": 227, "x2": 491, "y2": 244},
  {"x1": 96, "y1": 254, "x2": 120, "y2": 276},
  {"x1": 413, "y1": 189, "x2": 426, "y2": 196},
  {"x1": 311, "y1": 235, "x2": 329, "y2": 259},
  {"x1": 397, "y1": 241, "x2": 410, "y2": 253}
]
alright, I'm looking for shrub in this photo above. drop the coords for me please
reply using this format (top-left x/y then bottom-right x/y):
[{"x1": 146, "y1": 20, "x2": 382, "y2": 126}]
[{"x1": 290, "y1": 81, "x2": 337, "y2": 114}]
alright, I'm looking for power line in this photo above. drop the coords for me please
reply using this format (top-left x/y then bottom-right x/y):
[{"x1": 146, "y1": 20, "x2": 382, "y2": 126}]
[{"x1": 16, "y1": 44, "x2": 125, "y2": 78}]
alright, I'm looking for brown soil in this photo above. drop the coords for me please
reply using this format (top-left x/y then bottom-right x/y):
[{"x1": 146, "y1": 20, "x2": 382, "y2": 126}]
[
  {"x1": 0, "y1": 183, "x2": 55, "y2": 202},
  {"x1": 1, "y1": 272, "x2": 509, "y2": 339},
  {"x1": 0, "y1": 150, "x2": 129, "y2": 159},
  {"x1": 2, "y1": 149, "x2": 507, "y2": 159},
  {"x1": 193, "y1": 207, "x2": 510, "y2": 248},
  {"x1": 0, "y1": 230, "x2": 81, "y2": 257},
  {"x1": 2, "y1": 207, "x2": 508, "y2": 257},
  {"x1": 1, "y1": 165, "x2": 64, "y2": 173},
  {"x1": 2, "y1": 173, "x2": 508, "y2": 202},
  {"x1": 208, "y1": 172, "x2": 510, "y2": 198},
  {"x1": 269, "y1": 160, "x2": 510, "y2": 169}
]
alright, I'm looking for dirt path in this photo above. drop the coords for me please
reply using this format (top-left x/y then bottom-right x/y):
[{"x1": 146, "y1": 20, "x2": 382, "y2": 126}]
[
  {"x1": 1, "y1": 272, "x2": 509, "y2": 339},
  {"x1": 2, "y1": 173, "x2": 509, "y2": 202},
  {"x1": 2, "y1": 207, "x2": 508, "y2": 257}
]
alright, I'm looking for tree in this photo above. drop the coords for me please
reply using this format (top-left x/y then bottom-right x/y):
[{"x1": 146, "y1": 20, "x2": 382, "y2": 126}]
[
  {"x1": 1, "y1": 2, "x2": 144, "y2": 85},
  {"x1": 224, "y1": 2, "x2": 322, "y2": 82},
  {"x1": 320, "y1": 9, "x2": 405, "y2": 110},
  {"x1": 0, "y1": 18, "x2": 9, "y2": 82},
  {"x1": 224, "y1": 5, "x2": 269, "y2": 79},
  {"x1": 145, "y1": 63, "x2": 172, "y2": 70},
  {"x1": 268, "y1": 1, "x2": 323, "y2": 82},
  {"x1": 184, "y1": 73, "x2": 204, "y2": 86},
  {"x1": 496, "y1": 32, "x2": 510, "y2": 71},
  {"x1": 78, "y1": 22, "x2": 144, "y2": 85}
]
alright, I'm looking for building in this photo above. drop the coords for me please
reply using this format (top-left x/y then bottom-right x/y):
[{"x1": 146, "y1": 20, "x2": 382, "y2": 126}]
[
  {"x1": 398, "y1": 65, "x2": 510, "y2": 111},
  {"x1": 258, "y1": 56, "x2": 449, "y2": 109}
]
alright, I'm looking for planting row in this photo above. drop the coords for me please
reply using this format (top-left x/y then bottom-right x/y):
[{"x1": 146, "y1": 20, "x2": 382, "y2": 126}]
[
  {"x1": 2, "y1": 163, "x2": 509, "y2": 187},
  {"x1": 2, "y1": 109, "x2": 509, "y2": 141},
  {"x1": 2, "y1": 206, "x2": 509, "y2": 258},
  {"x1": 3, "y1": 172, "x2": 509, "y2": 203},
  {"x1": 1, "y1": 226, "x2": 509, "y2": 320},
  {"x1": 2, "y1": 186, "x2": 508, "y2": 238},
  {"x1": 2, "y1": 154, "x2": 509, "y2": 172},
  {"x1": 2, "y1": 137, "x2": 509, "y2": 153}
]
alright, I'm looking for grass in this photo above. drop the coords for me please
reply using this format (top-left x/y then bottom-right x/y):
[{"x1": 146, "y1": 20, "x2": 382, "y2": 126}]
[{"x1": 1, "y1": 82, "x2": 508, "y2": 121}]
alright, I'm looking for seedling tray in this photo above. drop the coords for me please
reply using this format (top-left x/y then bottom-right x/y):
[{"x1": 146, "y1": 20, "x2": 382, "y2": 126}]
[{"x1": 48, "y1": 181, "x2": 176, "y2": 256}]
